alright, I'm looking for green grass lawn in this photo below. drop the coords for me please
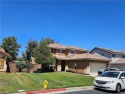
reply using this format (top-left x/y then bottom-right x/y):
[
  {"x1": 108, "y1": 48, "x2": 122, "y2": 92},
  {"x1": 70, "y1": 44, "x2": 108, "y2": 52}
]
[{"x1": 0, "y1": 72, "x2": 94, "y2": 93}]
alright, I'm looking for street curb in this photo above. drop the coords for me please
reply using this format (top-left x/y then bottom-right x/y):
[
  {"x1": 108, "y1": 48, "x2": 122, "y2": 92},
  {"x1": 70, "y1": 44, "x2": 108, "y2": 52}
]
[
  {"x1": 26, "y1": 88, "x2": 66, "y2": 94},
  {"x1": 66, "y1": 86, "x2": 93, "y2": 92},
  {"x1": 12, "y1": 86, "x2": 93, "y2": 94}
]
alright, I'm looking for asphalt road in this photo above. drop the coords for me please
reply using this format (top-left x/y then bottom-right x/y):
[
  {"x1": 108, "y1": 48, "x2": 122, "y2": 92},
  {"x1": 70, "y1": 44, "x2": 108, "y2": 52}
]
[{"x1": 61, "y1": 89, "x2": 125, "y2": 94}]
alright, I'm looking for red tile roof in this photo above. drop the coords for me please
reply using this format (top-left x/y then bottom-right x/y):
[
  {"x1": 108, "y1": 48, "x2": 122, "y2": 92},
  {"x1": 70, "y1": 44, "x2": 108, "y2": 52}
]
[
  {"x1": 48, "y1": 43, "x2": 88, "y2": 52},
  {"x1": 54, "y1": 53, "x2": 110, "y2": 61}
]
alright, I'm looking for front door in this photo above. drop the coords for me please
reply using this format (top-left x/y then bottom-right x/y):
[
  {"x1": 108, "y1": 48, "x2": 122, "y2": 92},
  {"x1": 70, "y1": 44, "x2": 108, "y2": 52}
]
[{"x1": 61, "y1": 61, "x2": 66, "y2": 71}]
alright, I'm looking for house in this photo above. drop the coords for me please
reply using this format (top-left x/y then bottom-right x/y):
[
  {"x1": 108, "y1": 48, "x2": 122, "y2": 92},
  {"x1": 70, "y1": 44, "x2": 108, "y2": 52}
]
[
  {"x1": 90, "y1": 47, "x2": 125, "y2": 70},
  {"x1": 48, "y1": 44, "x2": 110, "y2": 75},
  {"x1": 0, "y1": 48, "x2": 10, "y2": 72}
]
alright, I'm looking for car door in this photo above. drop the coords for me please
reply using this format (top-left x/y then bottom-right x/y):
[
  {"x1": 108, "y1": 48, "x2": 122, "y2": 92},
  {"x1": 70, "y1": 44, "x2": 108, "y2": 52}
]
[
  {"x1": 123, "y1": 73, "x2": 125, "y2": 89},
  {"x1": 119, "y1": 73, "x2": 125, "y2": 89}
]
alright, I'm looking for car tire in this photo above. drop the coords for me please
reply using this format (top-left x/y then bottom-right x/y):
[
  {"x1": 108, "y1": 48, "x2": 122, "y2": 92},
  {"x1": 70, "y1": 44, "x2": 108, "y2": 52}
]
[{"x1": 116, "y1": 84, "x2": 121, "y2": 93}]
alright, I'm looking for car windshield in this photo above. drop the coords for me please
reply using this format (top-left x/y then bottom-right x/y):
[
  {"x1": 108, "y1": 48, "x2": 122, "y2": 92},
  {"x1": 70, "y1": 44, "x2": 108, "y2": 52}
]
[{"x1": 100, "y1": 71, "x2": 120, "y2": 78}]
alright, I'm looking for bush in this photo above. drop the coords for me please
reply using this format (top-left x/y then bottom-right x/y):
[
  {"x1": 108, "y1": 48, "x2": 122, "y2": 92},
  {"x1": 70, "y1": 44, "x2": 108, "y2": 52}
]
[
  {"x1": 34, "y1": 69, "x2": 41, "y2": 73},
  {"x1": 66, "y1": 69, "x2": 76, "y2": 73},
  {"x1": 16, "y1": 61, "x2": 27, "y2": 72},
  {"x1": 66, "y1": 69, "x2": 71, "y2": 72}
]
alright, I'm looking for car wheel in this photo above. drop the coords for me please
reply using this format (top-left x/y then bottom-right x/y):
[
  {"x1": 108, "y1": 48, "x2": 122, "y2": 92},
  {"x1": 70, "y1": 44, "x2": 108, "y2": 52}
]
[{"x1": 116, "y1": 84, "x2": 121, "y2": 93}]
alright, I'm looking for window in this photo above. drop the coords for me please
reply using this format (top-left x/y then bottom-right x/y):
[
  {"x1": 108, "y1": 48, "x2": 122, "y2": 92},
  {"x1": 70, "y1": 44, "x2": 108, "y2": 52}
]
[
  {"x1": 60, "y1": 49, "x2": 62, "y2": 53},
  {"x1": 119, "y1": 73, "x2": 125, "y2": 78},
  {"x1": 52, "y1": 49, "x2": 56, "y2": 54},
  {"x1": 122, "y1": 55, "x2": 125, "y2": 58},
  {"x1": 101, "y1": 54, "x2": 104, "y2": 56},
  {"x1": 81, "y1": 51, "x2": 84, "y2": 54},
  {"x1": 70, "y1": 50, "x2": 76, "y2": 54},
  {"x1": 100, "y1": 71, "x2": 120, "y2": 78},
  {"x1": 112, "y1": 54, "x2": 116, "y2": 57}
]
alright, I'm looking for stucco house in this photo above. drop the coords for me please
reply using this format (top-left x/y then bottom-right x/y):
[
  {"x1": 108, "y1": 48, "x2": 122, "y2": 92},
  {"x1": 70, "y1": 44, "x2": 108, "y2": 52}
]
[
  {"x1": 0, "y1": 48, "x2": 9, "y2": 72},
  {"x1": 90, "y1": 47, "x2": 125, "y2": 70},
  {"x1": 48, "y1": 44, "x2": 110, "y2": 75}
]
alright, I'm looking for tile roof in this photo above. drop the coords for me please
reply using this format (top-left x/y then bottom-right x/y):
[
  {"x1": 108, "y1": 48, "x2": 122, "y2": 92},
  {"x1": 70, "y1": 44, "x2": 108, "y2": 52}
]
[
  {"x1": 68, "y1": 46, "x2": 87, "y2": 51},
  {"x1": 111, "y1": 58, "x2": 125, "y2": 64},
  {"x1": 90, "y1": 47, "x2": 125, "y2": 55},
  {"x1": 0, "y1": 48, "x2": 10, "y2": 57},
  {"x1": 48, "y1": 43, "x2": 88, "y2": 52},
  {"x1": 54, "y1": 53, "x2": 110, "y2": 61},
  {"x1": 48, "y1": 43, "x2": 68, "y2": 50}
]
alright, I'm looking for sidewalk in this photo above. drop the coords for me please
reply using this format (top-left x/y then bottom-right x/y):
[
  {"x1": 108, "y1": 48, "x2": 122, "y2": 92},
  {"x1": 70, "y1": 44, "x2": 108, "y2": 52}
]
[{"x1": 13, "y1": 86, "x2": 93, "y2": 94}]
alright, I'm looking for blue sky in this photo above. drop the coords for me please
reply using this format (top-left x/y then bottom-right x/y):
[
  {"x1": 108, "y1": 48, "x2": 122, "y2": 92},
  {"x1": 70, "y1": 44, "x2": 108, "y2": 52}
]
[{"x1": 0, "y1": 0, "x2": 125, "y2": 56}]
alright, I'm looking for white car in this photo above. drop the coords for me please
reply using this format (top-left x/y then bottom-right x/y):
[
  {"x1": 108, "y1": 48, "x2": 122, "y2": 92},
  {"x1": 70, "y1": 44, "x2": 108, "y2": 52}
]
[{"x1": 94, "y1": 70, "x2": 125, "y2": 93}]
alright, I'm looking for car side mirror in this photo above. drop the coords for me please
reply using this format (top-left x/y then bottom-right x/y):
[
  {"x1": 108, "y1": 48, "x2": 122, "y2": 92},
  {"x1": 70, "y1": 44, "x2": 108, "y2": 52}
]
[{"x1": 120, "y1": 76, "x2": 125, "y2": 79}]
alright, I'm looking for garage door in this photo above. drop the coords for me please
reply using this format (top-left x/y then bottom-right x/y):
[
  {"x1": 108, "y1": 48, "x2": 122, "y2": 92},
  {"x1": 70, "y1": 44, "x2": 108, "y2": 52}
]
[{"x1": 90, "y1": 63, "x2": 106, "y2": 73}]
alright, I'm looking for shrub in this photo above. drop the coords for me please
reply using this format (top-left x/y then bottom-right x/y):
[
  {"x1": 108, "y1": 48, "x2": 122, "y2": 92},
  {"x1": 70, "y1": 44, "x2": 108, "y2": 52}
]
[
  {"x1": 66, "y1": 69, "x2": 76, "y2": 73},
  {"x1": 16, "y1": 61, "x2": 27, "y2": 72}
]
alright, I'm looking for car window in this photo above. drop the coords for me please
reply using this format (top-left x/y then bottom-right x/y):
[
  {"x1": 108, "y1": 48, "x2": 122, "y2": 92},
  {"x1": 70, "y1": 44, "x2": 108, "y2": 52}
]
[
  {"x1": 119, "y1": 73, "x2": 125, "y2": 78},
  {"x1": 100, "y1": 71, "x2": 120, "y2": 78}
]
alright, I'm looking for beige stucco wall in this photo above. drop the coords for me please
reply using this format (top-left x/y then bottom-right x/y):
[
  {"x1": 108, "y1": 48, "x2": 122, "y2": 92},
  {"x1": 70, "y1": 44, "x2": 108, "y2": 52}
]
[
  {"x1": 9, "y1": 62, "x2": 18, "y2": 73},
  {"x1": 68, "y1": 60, "x2": 89, "y2": 74},
  {"x1": 56, "y1": 60, "x2": 61, "y2": 71},
  {"x1": 56, "y1": 60, "x2": 90, "y2": 74},
  {"x1": 56, "y1": 60, "x2": 109, "y2": 75},
  {"x1": 31, "y1": 57, "x2": 37, "y2": 64},
  {"x1": 30, "y1": 64, "x2": 41, "y2": 73}
]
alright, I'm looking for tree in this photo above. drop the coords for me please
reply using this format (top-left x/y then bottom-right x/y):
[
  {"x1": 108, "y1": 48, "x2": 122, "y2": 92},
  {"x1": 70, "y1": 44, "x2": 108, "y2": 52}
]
[
  {"x1": 16, "y1": 61, "x2": 27, "y2": 72},
  {"x1": 33, "y1": 38, "x2": 56, "y2": 65},
  {"x1": 25, "y1": 40, "x2": 38, "y2": 61},
  {"x1": 22, "y1": 52, "x2": 27, "y2": 61},
  {"x1": 45, "y1": 37, "x2": 55, "y2": 44},
  {"x1": 1, "y1": 36, "x2": 21, "y2": 72}
]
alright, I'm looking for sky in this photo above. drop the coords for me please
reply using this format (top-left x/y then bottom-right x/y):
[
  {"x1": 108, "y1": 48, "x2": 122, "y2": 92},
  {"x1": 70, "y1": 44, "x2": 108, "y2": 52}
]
[{"x1": 0, "y1": 0, "x2": 125, "y2": 56}]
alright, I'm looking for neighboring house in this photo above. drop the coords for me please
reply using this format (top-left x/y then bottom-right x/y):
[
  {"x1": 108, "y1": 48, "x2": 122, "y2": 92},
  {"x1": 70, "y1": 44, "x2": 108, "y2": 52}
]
[
  {"x1": 0, "y1": 48, "x2": 9, "y2": 72},
  {"x1": 90, "y1": 47, "x2": 125, "y2": 70},
  {"x1": 48, "y1": 44, "x2": 110, "y2": 75}
]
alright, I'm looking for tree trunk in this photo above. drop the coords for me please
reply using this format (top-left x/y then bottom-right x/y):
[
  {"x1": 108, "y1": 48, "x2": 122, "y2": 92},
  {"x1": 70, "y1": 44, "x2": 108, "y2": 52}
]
[
  {"x1": 6, "y1": 60, "x2": 10, "y2": 73},
  {"x1": 19, "y1": 68, "x2": 22, "y2": 72}
]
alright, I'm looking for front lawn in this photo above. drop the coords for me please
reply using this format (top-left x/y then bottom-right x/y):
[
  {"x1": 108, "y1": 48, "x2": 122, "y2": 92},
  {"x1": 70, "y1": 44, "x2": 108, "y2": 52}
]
[{"x1": 0, "y1": 72, "x2": 94, "y2": 93}]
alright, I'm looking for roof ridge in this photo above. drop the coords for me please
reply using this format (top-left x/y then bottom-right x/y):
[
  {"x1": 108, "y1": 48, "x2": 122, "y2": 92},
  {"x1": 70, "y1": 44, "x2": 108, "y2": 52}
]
[{"x1": 95, "y1": 47, "x2": 125, "y2": 54}]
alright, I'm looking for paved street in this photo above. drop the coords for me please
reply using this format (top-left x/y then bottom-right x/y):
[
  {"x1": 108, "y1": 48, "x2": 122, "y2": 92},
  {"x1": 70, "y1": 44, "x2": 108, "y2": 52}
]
[{"x1": 60, "y1": 89, "x2": 125, "y2": 94}]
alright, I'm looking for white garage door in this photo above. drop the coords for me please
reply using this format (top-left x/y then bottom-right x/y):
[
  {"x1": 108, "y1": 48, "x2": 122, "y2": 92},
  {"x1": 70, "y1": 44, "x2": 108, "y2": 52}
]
[{"x1": 90, "y1": 63, "x2": 106, "y2": 73}]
